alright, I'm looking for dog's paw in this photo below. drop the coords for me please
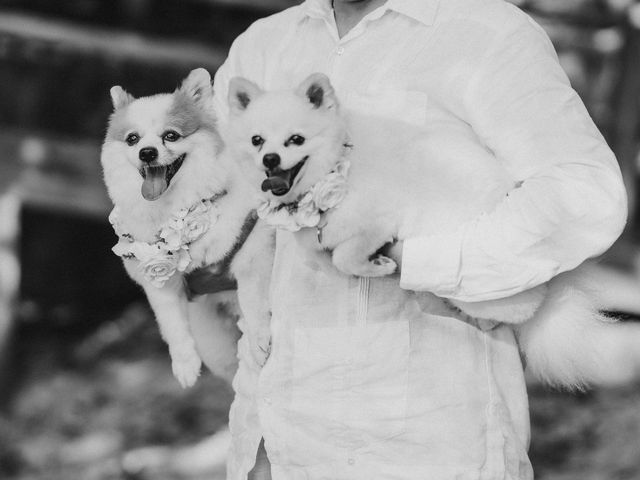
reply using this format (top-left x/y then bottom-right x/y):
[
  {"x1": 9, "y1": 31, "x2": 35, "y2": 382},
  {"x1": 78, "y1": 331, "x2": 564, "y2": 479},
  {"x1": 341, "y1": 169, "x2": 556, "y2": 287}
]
[
  {"x1": 353, "y1": 255, "x2": 397, "y2": 277},
  {"x1": 249, "y1": 328, "x2": 272, "y2": 367},
  {"x1": 372, "y1": 255, "x2": 396, "y2": 271},
  {"x1": 170, "y1": 346, "x2": 202, "y2": 388}
]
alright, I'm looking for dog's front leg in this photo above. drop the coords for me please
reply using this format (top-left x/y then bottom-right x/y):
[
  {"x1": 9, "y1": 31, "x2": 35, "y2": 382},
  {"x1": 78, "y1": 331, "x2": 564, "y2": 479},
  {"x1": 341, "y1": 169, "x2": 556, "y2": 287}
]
[
  {"x1": 231, "y1": 221, "x2": 275, "y2": 367},
  {"x1": 125, "y1": 260, "x2": 202, "y2": 387},
  {"x1": 331, "y1": 229, "x2": 397, "y2": 278},
  {"x1": 143, "y1": 278, "x2": 202, "y2": 387}
]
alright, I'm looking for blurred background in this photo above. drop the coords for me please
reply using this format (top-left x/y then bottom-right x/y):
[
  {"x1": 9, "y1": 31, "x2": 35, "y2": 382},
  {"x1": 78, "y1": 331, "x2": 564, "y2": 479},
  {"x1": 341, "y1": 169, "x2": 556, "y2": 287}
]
[{"x1": 0, "y1": 0, "x2": 639, "y2": 479}]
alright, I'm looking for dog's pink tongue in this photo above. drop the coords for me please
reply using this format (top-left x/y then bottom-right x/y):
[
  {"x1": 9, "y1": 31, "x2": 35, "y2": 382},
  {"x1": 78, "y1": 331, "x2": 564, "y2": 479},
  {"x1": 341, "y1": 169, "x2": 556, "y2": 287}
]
[{"x1": 141, "y1": 166, "x2": 168, "y2": 201}]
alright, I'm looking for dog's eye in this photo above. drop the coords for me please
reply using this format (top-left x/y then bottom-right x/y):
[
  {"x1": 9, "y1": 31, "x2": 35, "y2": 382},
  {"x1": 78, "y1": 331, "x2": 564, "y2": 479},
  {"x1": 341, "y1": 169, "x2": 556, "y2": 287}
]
[
  {"x1": 163, "y1": 130, "x2": 181, "y2": 142},
  {"x1": 251, "y1": 135, "x2": 264, "y2": 147},
  {"x1": 286, "y1": 134, "x2": 305, "y2": 146},
  {"x1": 125, "y1": 133, "x2": 140, "y2": 146}
]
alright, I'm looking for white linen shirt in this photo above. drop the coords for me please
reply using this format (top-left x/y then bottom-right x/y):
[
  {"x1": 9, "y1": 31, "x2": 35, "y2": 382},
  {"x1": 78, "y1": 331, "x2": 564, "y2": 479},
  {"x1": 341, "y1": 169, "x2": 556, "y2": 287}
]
[{"x1": 212, "y1": 0, "x2": 627, "y2": 478}]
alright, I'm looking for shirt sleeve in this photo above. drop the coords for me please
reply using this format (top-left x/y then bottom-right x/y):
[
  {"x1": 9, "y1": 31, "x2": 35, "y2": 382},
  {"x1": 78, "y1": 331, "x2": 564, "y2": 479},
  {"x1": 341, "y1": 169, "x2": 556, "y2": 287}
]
[{"x1": 399, "y1": 19, "x2": 627, "y2": 301}]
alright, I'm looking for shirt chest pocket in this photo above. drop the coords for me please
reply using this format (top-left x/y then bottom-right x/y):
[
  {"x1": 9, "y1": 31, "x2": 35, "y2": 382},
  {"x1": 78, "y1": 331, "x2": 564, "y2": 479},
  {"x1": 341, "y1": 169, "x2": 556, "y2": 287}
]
[
  {"x1": 343, "y1": 89, "x2": 428, "y2": 127},
  {"x1": 290, "y1": 321, "x2": 410, "y2": 448}
]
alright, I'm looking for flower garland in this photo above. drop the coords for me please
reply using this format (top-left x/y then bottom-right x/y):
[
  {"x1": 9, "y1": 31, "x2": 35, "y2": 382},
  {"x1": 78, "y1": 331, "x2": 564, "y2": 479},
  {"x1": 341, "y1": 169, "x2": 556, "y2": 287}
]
[
  {"x1": 257, "y1": 154, "x2": 351, "y2": 232},
  {"x1": 109, "y1": 193, "x2": 224, "y2": 288}
]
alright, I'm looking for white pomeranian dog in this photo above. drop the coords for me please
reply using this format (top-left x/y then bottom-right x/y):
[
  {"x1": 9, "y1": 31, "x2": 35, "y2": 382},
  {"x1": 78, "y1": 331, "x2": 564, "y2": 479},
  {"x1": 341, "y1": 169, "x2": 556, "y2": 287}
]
[
  {"x1": 101, "y1": 68, "x2": 273, "y2": 387},
  {"x1": 225, "y1": 72, "x2": 637, "y2": 389}
]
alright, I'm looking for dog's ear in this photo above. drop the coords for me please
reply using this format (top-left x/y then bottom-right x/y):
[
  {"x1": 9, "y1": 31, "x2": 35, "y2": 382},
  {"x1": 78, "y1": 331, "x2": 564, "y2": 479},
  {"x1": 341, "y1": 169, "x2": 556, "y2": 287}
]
[
  {"x1": 178, "y1": 68, "x2": 213, "y2": 106},
  {"x1": 228, "y1": 77, "x2": 263, "y2": 114},
  {"x1": 110, "y1": 86, "x2": 134, "y2": 110},
  {"x1": 296, "y1": 73, "x2": 337, "y2": 110}
]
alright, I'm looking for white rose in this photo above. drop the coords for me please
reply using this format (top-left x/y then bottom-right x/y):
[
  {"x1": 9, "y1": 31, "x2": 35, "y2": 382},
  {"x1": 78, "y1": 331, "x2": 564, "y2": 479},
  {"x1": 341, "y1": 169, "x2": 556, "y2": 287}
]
[
  {"x1": 184, "y1": 215, "x2": 209, "y2": 242},
  {"x1": 183, "y1": 207, "x2": 211, "y2": 243},
  {"x1": 140, "y1": 254, "x2": 178, "y2": 288},
  {"x1": 312, "y1": 174, "x2": 348, "y2": 211},
  {"x1": 294, "y1": 192, "x2": 321, "y2": 227},
  {"x1": 159, "y1": 225, "x2": 183, "y2": 250}
]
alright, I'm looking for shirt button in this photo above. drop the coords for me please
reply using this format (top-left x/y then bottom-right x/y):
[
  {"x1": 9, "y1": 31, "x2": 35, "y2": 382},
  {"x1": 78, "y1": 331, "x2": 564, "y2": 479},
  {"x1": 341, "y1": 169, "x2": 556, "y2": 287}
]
[
  {"x1": 345, "y1": 356, "x2": 354, "y2": 365},
  {"x1": 263, "y1": 397, "x2": 272, "y2": 405},
  {"x1": 347, "y1": 457, "x2": 355, "y2": 466},
  {"x1": 336, "y1": 46, "x2": 345, "y2": 55}
]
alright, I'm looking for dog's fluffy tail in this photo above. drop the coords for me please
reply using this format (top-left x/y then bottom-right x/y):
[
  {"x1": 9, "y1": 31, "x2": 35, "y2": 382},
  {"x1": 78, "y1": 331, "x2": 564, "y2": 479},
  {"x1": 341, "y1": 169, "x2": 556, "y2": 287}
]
[{"x1": 515, "y1": 267, "x2": 640, "y2": 390}]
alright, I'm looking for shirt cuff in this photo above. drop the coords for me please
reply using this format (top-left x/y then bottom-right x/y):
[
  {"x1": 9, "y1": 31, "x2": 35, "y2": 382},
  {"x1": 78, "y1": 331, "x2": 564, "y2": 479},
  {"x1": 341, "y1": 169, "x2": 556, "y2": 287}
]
[{"x1": 399, "y1": 234, "x2": 463, "y2": 295}]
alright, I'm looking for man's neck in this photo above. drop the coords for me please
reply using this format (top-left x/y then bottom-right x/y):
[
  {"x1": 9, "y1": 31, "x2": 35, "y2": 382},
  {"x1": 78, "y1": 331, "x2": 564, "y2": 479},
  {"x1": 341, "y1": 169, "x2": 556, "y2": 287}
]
[{"x1": 333, "y1": 0, "x2": 387, "y2": 38}]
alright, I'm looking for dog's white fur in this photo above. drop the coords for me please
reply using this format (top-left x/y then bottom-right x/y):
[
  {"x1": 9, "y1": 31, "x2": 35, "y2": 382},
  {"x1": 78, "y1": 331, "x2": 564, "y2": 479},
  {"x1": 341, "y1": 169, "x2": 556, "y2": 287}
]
[
  {"x1": 101, "y1": 69, "x2": 273, "y2": 387},
  {"x1": 227, "y1": 73, "x2": 638, "y2": 390}
]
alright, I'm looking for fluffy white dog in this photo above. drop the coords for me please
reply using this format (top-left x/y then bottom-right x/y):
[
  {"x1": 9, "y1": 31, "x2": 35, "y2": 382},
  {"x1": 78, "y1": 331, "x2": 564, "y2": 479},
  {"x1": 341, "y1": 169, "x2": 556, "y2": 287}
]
[
  {"x1": 226, "y1": 72, "x2": 633, "y2": 389},
  {"x1": 101, "y1": 69, "x2": 272, "y2": 387}
]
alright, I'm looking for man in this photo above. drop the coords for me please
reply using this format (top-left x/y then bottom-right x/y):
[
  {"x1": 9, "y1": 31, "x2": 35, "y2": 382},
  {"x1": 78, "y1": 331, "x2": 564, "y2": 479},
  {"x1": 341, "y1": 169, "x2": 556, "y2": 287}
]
[{"x1": 208, "y1": 0, "x2": 627, "y2": 478}]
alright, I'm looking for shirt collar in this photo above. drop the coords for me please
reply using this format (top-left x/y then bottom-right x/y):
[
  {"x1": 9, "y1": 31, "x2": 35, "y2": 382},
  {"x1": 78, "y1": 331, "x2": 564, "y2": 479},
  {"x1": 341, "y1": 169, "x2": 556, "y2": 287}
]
[{"x1": 302, "y1": 0, "x2": 439, "y2": 26}]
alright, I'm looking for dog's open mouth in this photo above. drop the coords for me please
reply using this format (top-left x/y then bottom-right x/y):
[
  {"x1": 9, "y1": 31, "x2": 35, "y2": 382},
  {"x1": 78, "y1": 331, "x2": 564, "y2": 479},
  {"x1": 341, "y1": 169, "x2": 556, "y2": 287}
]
[
  {"x1": 140, "y1": 154, "x2": 186, "y2": 201},
  {"x1": 261, "y1": 156, "x2": 308, "y2": 197}
]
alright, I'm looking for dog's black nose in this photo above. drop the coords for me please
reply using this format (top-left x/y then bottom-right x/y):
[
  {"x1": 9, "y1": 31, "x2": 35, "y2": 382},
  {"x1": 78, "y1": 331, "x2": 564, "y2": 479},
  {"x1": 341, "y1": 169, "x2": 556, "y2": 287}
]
[
  {"x1": 139, "y1": 147, "x2": 158, "y2": 163},
  {"x1": 263, "y1": 153, "x2": 280, "y2": 169}
]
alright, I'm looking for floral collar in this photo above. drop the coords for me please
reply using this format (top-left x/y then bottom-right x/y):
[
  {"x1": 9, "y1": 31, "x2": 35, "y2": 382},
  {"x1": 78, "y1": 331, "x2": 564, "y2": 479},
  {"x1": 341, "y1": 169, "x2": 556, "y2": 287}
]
[
  {"x1": 109, "y1": 191, "x2": 226, "y2": 288},
  {"x1": 257, "y1": 148, "x2": 351, "y2": 232}
]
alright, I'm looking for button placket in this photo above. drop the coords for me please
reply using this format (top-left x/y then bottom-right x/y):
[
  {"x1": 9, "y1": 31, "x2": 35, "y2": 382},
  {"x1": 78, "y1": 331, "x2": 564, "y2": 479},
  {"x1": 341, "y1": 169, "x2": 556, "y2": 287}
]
[{"x1": 327, "y1": 43, "x2": 343, "y2": 77}]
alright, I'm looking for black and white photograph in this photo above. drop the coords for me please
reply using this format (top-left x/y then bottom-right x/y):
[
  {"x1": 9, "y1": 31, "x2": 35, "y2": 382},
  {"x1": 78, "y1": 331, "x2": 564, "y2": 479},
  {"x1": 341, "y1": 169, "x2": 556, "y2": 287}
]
[{"x1": 0, "y1": 0, "x2": 639, "y2": 479}]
